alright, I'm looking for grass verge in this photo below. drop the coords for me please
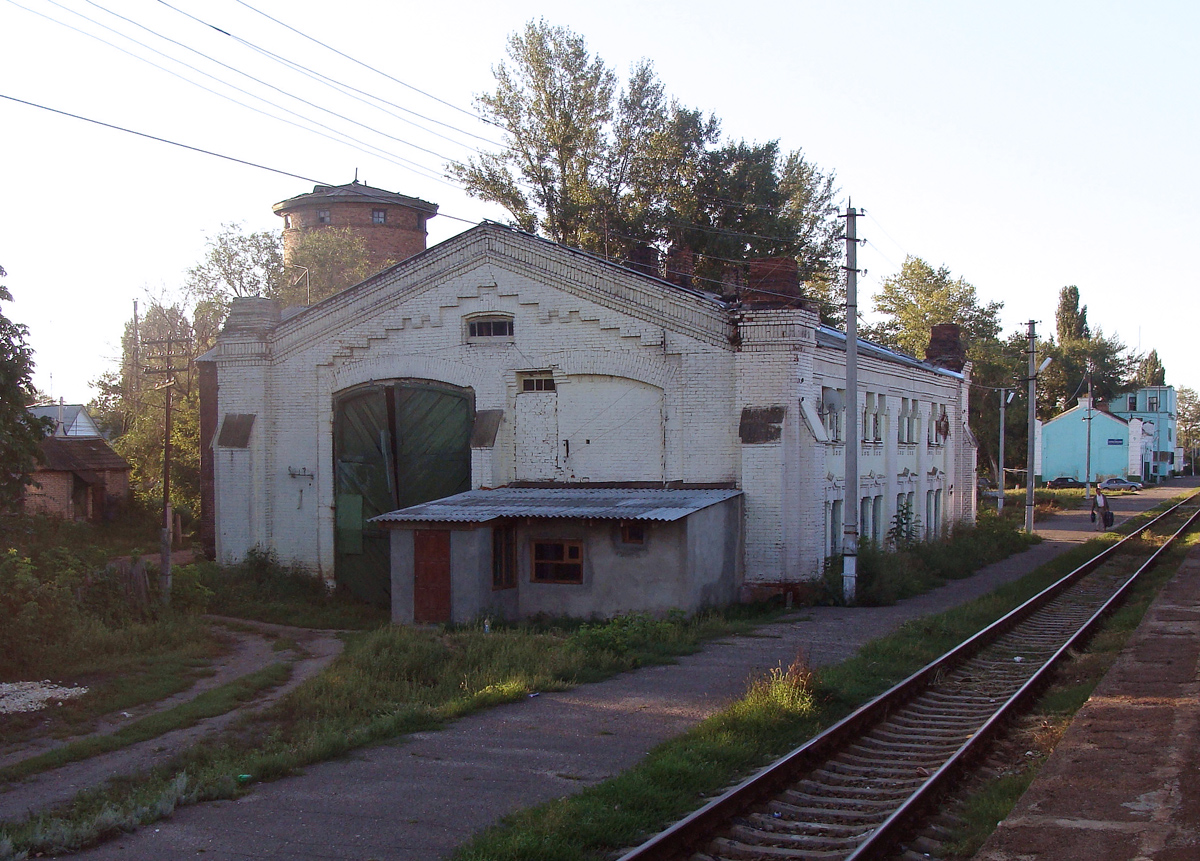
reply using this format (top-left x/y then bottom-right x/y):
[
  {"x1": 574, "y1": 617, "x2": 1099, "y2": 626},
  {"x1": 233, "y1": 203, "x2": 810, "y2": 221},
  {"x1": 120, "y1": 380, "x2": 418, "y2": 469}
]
[
  {"x1": 0, "y1": 662, "x2": 293, "y2": 784},
  {"x1": 0, "y1": 606, "x2": 782, "y2": 858},
  {"x1": 0, "y1": 619, "x2": 226, "y2": 747}
]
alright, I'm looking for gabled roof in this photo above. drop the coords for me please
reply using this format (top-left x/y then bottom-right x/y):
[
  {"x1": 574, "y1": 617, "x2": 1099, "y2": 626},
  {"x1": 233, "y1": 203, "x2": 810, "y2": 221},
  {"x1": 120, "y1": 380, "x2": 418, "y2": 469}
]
[
  {"x1": 38, "y1": 436, "x2": 130, "y2": 474},
  {"x1": 1043, "y1": 402, "x2": 1128, "y2": 427},
  {"x1": 272, "y1": 181, "x2": 438, "y2": 216},
  {"x1": 261, "y1": 222, "x2": 735, "y2": 355},
  {"x1": 372, "y1": 487, "x2": 743, "y2": 524},
  {"x1": 28, "y1": 404, "x2": 102, "y2": 437}
]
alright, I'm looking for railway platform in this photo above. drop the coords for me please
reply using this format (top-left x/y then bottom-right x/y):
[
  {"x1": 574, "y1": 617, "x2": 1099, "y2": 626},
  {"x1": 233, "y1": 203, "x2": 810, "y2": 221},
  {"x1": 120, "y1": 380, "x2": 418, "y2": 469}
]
[{"x1": 974, "y1": 542, "x2": 1200, "y2": 861}]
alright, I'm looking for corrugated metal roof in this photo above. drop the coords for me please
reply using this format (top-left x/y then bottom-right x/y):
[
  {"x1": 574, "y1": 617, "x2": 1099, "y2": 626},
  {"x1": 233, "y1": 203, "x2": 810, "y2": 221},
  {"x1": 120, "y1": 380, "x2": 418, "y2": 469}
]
[
  {"x1": 371, "y1": 487, "x2": 742, "y2": 524},
  {"x1": 816, "y1": 326, "x2": 965, "y2": 380}
]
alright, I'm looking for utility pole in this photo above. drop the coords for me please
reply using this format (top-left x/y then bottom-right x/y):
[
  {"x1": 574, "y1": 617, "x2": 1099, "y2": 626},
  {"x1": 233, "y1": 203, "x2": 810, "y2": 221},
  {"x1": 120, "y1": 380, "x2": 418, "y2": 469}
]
[
  {"x1": 840, "y1": 202, "x2": 861, "y2": 604},
  {"x1": 1084, "y1": 364, "x2": 1094, "y2": 500},
  {"x1": 1027, "y1": 323, "x2": 1036, "y2": 537},
  {"x1": 144, "y1": 330, "x2": 190, "y2": 607},
  {"x1": 998, "y1": 388, "x2": 1013, "y2": 512}
]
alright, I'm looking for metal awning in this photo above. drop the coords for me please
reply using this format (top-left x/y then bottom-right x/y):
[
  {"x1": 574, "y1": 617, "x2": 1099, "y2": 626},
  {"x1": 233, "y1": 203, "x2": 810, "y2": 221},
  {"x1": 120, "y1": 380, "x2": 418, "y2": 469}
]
[{"x1": 371, "y1": 487, "x2": 743, "y2": 525}]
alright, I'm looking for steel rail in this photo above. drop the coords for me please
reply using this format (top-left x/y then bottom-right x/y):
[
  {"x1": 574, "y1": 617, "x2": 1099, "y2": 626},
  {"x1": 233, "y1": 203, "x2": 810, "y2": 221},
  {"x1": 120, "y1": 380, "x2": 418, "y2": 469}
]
[{"x1": 618, "y1": 490, "x2": 1200, "y2": 861}]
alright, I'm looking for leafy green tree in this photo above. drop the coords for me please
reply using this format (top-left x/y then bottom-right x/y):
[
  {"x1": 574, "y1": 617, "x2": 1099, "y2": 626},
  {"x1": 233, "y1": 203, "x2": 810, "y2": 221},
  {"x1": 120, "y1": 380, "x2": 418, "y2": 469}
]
[
  {"x1": 186, "y1": 223, "x2": 286, "y2": 313},
  {"x1": 1134, "y1": 349, "x2": 1166, "y2": 387},
  {"x1": 1178, "y1": 386, "x2": 1199, "y2": 474},
  {"x1": 864, "y1": 256, "x2": 1002, "y2": 357},
  {"x1": 283, "y1": 227, "x2": 379, "y2": 306},
  {"x1": 1036, "y1": 287, "x2": 1134, "y2": 416},
  {"x1": 452, "y1": 20, "x2": 617, "y2": 245},
  {"x1": 452, "y1": 19, "x2": 841, "y2": 292},
  {"x1": 0, "y1": 272, "x2": 53, "y2": 511},
  {"x1": 1055, "y1": 285, "x2": 1089, "y2": 342}
]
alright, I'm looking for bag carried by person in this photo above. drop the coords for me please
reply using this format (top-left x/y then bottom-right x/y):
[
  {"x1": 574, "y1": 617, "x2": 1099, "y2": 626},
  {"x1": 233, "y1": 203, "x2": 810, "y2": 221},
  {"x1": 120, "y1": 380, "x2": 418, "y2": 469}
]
[{"x1": 1103, "y1": 509, "x2": 1114, "y2": 528}]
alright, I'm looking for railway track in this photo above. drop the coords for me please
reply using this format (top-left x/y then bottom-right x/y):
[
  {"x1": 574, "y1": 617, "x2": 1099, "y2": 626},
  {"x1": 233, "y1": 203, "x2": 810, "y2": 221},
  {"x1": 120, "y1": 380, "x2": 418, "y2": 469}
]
[{"x1": 619, "y1": 492, "x2": 1200, "y2": 861}]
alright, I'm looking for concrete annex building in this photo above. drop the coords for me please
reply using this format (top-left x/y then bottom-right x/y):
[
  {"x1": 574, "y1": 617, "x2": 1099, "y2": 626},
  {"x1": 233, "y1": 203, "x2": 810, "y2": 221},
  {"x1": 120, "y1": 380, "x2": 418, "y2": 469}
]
[{"x1": 200, "y1": 212, "x2": 976, "y2": 623}]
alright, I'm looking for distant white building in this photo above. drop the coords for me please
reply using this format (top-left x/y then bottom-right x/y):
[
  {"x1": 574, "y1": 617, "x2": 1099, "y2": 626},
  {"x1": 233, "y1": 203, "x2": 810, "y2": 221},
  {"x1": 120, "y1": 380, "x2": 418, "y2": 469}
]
[{"x1": 199, "y1": 223, "x2": 975, "y2": 621}]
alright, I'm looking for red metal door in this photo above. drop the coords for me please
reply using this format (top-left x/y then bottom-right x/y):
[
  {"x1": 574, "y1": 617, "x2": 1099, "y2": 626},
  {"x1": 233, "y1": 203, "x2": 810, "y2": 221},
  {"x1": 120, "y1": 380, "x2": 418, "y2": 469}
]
[{"x1": 413, "y1": 530, "x2": 451, "y2": 623}]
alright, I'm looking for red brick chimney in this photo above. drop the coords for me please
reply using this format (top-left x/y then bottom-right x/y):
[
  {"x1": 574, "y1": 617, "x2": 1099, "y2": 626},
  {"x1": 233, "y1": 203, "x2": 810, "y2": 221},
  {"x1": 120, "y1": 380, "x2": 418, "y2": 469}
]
[
  {"x1": 664, "y1": 245, "x2": 694, "y2": 289},
  {"x1": 925, "y1": 323, "x2": 967, "y2": 371},
  {"x1": 739, "y1": 257, "x2": 800, "y2": 306}
]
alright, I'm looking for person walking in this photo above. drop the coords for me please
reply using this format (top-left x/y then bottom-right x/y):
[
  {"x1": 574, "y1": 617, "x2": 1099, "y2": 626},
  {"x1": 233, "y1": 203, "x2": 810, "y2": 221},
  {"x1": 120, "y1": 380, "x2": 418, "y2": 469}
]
[{"x1": 1091, "y1": 488, "x2": 1111, "y2": 531}]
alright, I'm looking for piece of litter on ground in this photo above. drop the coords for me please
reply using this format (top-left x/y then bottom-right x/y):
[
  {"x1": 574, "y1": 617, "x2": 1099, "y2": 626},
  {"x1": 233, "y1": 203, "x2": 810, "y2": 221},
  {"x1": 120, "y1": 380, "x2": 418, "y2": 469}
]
[{"x1": 528, "y1": 692, "x2": 540, "y2": 698}]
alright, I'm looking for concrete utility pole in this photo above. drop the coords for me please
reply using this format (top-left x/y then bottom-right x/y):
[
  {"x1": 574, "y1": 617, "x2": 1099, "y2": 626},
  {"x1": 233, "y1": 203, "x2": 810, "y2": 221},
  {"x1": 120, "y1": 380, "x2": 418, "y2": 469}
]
[
  {"x1": 1084, "y1": 364, "x2": 1094, "y2": 500},
  {"x1": 841, "y1": 202, "x2": 861, "y2": 603},
  {"x1": 1027, "y1": 321, "x2": 1036, "y2": 537},
  {"x1": 998, "y1": 388, "x2": 1013, "y2": 512}
]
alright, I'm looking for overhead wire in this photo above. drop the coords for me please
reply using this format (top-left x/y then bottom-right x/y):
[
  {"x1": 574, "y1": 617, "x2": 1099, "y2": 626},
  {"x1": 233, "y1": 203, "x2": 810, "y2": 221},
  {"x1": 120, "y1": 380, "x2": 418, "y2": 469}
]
[
  {"x1": 73, "y1": 0, "x2": 464, "y2": 167},
  {"x1": 154, "y1": 0, "x2": 502, "y2": 151},
  {"x1": 13, "y1": 0, "x2": 453, "y2": 185},
  {"x1": 231, "y1": 0, "x2": 499, "y2": 129},
  {"x1": 0, "y1": 92, "x2": 478, "y2": 225}
]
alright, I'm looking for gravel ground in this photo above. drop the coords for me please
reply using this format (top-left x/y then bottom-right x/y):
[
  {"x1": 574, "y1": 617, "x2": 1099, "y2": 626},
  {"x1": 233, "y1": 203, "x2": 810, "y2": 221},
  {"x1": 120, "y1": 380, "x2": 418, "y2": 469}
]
[{"x1": 0, "y1": 683, "x2": 88, "y2": 716}]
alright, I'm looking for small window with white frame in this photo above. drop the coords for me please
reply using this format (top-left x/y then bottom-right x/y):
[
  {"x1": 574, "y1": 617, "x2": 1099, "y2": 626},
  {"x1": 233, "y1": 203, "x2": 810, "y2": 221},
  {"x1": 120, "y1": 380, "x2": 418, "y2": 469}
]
[
  {"x1": 466, "y1": 314, "x2": 514, "y2": 342},
  {"x1": 318, "y1": 209, "x2": 331, "y2": 224},
  {"x1": 519, "y1": 371, "x2": 556, "y2": 392},
  {"x1": 372, "y1": 209, "x2": 386, "y2": 224}
]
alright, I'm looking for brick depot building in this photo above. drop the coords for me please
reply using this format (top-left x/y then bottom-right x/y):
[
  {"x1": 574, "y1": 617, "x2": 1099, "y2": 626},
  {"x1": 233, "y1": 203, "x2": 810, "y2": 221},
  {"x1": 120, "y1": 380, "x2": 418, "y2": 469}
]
[{"x1": 199, "y1": 223, "x2": 975, "y2": 622}]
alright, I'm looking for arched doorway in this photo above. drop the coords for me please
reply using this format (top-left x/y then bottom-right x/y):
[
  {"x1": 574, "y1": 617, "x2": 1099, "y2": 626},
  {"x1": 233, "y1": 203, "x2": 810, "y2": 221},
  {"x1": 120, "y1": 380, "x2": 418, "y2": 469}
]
[{"x1": 333, "y1": 380, "x2": 473, "y2": 606}]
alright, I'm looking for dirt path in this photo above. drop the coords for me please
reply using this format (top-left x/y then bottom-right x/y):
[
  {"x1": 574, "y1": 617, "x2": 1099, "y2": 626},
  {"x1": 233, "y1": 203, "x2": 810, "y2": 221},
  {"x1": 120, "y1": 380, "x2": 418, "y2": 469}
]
[
  {"x1": 4, "y1": 480, "x2": 1191, "y2": 859},
  {"x1": 0, "y1": 618, "x2": 343, "y2": 824}
]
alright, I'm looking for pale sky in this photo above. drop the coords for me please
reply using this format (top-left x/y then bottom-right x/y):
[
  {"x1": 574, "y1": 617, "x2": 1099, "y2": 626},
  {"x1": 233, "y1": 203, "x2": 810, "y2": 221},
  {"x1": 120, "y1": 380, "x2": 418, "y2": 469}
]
[{"x1": 2, "y1": 0, "x2": 1196, "y2": 403}]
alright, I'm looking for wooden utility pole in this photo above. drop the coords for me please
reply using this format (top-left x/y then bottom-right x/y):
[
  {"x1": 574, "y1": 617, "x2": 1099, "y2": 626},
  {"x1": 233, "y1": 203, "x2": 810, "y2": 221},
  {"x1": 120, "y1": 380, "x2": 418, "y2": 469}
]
[
  {"x1": 840, "y1": 202, "x2": 861, "y2": 603},
  {"x1": 144, "y1": 332, "x2": 190, "y2": 607}
]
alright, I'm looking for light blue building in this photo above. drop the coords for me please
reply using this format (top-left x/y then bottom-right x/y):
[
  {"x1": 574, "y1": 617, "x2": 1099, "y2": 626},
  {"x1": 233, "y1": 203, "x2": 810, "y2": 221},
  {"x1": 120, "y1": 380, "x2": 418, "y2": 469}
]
[
  {"x1": 1108, "y1": 386, "x2": 1176, "y2": 481},
  {"x1": 1041, "y1": 397, "x2": 1137, "y2": 485}
]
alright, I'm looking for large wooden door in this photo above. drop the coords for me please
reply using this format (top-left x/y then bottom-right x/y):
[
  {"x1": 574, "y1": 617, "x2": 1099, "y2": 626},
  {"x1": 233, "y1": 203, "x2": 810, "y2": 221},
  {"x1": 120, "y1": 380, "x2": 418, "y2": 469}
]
[
  {"x1": 334, "y1": 381, "x2": 472, "y2": 608},
  {"x1": 413, "y1": 529, "x2": 451, "y2": 623}
]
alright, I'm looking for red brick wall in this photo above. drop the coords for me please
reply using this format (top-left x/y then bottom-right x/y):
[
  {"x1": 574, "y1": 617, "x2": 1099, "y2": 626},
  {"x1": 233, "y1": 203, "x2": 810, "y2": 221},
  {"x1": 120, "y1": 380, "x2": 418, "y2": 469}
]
[
  {"x1": 23, "y1": 471, "x2": 75, "y2": 519},
  {"x1": 23, "y1": 469, "x2": 129, "y2": 521},
  {"x1": 279, "y1": 202, "x2": 429, "y2": 275}
]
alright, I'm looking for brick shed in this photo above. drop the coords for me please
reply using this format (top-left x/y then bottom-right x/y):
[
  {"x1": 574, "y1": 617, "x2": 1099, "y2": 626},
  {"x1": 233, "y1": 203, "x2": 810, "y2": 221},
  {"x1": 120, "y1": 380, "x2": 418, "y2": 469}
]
[{"x1": 24, "y1": 436, "x2": 131, "y2": 522}]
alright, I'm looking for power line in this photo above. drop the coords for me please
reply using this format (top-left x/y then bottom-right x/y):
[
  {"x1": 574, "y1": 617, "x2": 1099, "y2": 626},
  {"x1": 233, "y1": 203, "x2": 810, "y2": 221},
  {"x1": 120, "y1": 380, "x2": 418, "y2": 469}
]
[
  {"x1": 0, "y1": 92, "x2": 478, "y2": 225},
  {"x1": 75, "y1": 0, "x2": 463, "y2": 167},
  {"x1": 155, "y1": 0, "x2": 502, "y2": 151},
  {"x1": 232, "y1": 0, "x2": 498, "y2": 129},
  {"x1": 18, "y1": 0, "x2": 456, "y2": 187}
]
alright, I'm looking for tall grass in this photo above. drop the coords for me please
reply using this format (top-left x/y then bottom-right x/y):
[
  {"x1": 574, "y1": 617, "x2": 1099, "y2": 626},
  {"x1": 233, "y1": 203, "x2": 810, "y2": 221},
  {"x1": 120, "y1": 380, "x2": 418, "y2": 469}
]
[
  {"x1": 823, "y1": 511, "x2": 1038, "y2": 605},
  {"x1": 193, "y1": 548, "x2": 387, "y2": 629}
]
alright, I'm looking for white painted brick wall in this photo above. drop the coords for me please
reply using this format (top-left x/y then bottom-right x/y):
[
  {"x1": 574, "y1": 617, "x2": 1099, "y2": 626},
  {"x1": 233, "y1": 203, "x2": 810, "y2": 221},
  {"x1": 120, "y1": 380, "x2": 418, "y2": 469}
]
[{"x1": 211, "y1": 225, "x2": 976, "y2": 593}]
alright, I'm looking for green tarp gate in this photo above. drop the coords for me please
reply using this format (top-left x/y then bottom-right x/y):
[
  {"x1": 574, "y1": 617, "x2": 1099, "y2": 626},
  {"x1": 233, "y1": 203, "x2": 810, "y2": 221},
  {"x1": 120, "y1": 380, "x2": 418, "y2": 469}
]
[{"x1": 334, "y1": 381, "x2": 473, "y2": 607}]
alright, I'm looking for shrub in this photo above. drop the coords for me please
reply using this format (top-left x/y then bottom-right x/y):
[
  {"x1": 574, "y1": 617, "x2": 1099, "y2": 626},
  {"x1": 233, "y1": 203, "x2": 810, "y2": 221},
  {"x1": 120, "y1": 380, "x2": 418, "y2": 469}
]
[{"x1": 823, "y1": 513, "x2": 1037, "y2": 607}]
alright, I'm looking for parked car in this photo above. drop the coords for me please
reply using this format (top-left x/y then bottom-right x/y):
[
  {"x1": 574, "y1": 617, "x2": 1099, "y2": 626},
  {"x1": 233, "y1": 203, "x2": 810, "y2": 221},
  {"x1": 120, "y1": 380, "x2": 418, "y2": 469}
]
[
  {"x1": 1098, "y1": 477, "x2": 1143, "y2": 492},
  {"x1": 1047, "y1": 477, "x2": 1085, "y2": 489}
]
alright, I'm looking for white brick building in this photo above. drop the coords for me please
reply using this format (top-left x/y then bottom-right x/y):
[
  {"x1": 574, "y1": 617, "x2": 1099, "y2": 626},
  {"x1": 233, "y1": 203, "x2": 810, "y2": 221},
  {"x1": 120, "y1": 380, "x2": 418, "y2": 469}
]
[{"x1": 199, "y1": 224, "x2": 975, "y2": 613}]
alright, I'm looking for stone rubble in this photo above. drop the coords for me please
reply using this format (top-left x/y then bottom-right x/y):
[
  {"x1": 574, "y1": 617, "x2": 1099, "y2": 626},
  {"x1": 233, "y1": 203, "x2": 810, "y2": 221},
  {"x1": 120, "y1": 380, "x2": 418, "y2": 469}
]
[{"x1": 0, "y1": 681, "x2": 88, "y2": 715}]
